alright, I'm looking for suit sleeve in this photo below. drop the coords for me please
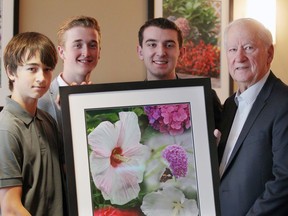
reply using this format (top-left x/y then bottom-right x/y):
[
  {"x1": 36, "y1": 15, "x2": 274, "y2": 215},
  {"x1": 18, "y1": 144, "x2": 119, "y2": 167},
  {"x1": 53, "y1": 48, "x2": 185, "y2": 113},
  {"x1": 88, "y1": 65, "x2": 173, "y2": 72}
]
[{"x1": 247, "y1": 97, "x2": 288, "y2": 215}]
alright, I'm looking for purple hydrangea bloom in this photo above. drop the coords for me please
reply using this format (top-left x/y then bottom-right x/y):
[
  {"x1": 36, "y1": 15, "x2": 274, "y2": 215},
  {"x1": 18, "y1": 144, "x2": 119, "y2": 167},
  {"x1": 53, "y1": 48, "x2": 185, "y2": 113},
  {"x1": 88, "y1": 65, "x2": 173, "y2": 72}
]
[
  {"x1": 144, "y1": 104, "x2": 191, "y2": 136},
  {"x1": 162, "y1": 145, "x2": 188, "y2": 178}
]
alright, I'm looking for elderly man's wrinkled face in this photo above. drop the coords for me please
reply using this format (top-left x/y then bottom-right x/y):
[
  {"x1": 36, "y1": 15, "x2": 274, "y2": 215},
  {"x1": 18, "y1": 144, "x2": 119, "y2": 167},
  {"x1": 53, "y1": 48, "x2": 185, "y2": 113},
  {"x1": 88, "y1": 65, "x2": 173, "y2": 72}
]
[{"x1": 225, "y1": 23, "x2": 274, "y2": 92}]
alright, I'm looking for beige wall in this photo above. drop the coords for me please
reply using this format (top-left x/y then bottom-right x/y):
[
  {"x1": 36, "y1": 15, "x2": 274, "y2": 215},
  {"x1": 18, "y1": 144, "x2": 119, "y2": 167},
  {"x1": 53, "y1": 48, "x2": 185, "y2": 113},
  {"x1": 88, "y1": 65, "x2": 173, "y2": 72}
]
[
  {"x1": 19, "y1": 0, "x2": 147, "y2": 83},
  {"x1": 233, "y1": 0, "x2": 288, "y2": 90},
  {"x1": 19, "y1": 0, "x2": 288, "y2": 96},
  {"x1": 272, "y1": 0, "x2": 288, "y2": 85}
]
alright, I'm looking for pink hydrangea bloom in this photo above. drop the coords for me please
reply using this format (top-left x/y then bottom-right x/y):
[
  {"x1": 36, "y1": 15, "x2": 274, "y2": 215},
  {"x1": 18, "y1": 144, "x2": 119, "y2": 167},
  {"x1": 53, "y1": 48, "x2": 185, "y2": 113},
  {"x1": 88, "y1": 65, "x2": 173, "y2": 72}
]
[
  {"x1": 162, "y1": 145, "x2": 188, "y2": 178},
  {"x1": 174, "y1": 17, "x2": 191, "y2": 38},
  {"x1": 144, "y1": 104, "x2": 191, "y2": 135}
]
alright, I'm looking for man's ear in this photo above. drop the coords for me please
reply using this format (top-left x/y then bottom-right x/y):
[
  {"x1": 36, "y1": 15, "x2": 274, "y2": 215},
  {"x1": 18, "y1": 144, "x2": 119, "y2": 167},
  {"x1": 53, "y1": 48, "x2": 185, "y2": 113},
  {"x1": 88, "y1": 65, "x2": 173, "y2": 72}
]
[
  {"x1": 267, "y1": 44, "x2": 274, "y2": 65},
  {"x1": 137, "y1": 45, "x2": 144, "y2": 60},
  {"x1": 98, "y1": 46, "x2": 101, "y2": 60},
  {"x1": 57, "y1": 46, "x2": 65, "y2": 60},
  {"x1": 179, "y1": 46, "x2": 186, "y2": 59},
  {"x1": 6, "y1": 65, "x2": 16, "y2": 81}
]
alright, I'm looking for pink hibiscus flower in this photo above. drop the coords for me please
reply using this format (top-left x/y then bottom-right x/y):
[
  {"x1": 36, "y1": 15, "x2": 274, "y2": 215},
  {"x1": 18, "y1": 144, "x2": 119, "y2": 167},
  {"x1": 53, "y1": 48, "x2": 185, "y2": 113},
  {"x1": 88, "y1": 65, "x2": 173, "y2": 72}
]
[{"x1": 88, "y1": 112, "x2": 150, "y2": 205}]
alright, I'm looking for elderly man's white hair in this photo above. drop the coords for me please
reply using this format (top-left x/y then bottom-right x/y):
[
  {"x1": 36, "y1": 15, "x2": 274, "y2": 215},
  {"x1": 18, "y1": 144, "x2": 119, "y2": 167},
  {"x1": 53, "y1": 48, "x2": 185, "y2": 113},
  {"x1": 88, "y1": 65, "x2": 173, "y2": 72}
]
[{"x1": 224, "y1": 18, "x2": 273, "y2": 49}]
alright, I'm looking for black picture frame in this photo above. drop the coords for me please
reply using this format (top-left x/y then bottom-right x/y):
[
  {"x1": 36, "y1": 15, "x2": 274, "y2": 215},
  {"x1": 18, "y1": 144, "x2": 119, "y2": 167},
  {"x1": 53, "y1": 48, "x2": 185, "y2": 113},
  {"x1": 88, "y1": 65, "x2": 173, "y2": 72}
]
[{"x1": 60, "y1": 78, "x2": 220, "y2": 216}]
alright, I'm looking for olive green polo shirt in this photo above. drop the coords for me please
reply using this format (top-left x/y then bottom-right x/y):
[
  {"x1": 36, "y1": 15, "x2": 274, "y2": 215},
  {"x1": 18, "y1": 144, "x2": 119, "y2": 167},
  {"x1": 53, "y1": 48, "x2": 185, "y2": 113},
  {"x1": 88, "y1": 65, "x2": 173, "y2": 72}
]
[{"x1": 0, "y1": 97, "x2": 64, "y2": 216}]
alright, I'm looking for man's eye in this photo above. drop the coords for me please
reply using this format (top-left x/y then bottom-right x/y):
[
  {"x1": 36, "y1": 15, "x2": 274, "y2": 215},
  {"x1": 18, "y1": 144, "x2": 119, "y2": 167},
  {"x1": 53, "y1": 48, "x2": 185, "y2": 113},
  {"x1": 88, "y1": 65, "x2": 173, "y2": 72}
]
[
  {"x1": 89, "y1": 43, "x2": 98, "y2": 49},
  {"x1": 147, "y1": 43, "x2": 156, "y2": 48},
  {"x1": 228, "y1": 48, "x2": 237, "y2": 53},
  {"x1": 244, "y1": 46, "x2": 254, "y2": 53},
  {"x1": 166, "y1": 43, "x2": 175, "y2": 48},
  {"x1": 27, "y1": 67, "x2": 37, "y2": 72},
  {"x1": 44, "y1": 68, "x2": 53, "y2": 73},
  {"x1": 74, "y1": 43, "x2": 82, "y2": 48}
]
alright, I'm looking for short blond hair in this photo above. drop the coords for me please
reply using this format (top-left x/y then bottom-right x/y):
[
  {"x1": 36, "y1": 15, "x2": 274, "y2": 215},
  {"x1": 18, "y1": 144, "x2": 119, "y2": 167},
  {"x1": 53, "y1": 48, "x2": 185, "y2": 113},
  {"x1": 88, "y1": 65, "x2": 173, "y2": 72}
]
[{"x1": 57, "y1": 15, "x2": 101, "y2": 47}]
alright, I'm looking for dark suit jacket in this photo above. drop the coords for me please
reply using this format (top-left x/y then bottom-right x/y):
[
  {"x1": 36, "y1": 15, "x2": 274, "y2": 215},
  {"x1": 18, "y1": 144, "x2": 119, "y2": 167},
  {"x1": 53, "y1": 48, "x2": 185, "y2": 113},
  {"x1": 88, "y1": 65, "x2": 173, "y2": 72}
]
[
  {"x1": 218, "y1": 72, "x2": 288, "y2": 216},
  {"x1": 211, "y1": 88, "x2": 223, "y2": 129},
  {"x1": 174, "y1": 74, "x2": 223, "y2": 128}
]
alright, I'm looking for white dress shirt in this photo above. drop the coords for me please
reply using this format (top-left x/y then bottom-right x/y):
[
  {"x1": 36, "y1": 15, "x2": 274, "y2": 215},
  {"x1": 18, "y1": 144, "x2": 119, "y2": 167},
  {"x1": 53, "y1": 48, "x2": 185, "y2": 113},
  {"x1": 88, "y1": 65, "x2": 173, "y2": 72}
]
[{"x1": 219, "y1": 71, "x2": 270, "y2": 177}]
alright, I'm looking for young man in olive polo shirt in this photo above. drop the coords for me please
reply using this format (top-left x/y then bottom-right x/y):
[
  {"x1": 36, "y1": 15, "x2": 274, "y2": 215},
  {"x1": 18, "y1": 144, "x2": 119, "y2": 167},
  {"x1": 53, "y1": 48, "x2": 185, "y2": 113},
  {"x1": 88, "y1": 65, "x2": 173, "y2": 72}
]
[{"x1": 0, "y1": 32, "x2": 65, "y2": 216}]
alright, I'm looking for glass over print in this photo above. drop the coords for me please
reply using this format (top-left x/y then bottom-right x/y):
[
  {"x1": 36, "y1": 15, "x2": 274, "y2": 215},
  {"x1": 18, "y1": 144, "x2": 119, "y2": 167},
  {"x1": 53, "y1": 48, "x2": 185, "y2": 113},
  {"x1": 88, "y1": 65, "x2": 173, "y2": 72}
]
[{"x1": 85, "y1": 103, "x2": 199, "y2": 215}]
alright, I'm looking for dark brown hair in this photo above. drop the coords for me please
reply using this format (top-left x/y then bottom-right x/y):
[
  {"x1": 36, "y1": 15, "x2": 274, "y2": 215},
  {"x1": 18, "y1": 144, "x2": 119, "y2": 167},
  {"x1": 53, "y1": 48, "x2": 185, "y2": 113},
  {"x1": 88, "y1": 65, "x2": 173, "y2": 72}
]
[
  {"x1": 138, "y1": 17, "x2": 183, "y2": 48},
  {"x1": 4, "y1": 32, "x2": 57, "y2": 90}
]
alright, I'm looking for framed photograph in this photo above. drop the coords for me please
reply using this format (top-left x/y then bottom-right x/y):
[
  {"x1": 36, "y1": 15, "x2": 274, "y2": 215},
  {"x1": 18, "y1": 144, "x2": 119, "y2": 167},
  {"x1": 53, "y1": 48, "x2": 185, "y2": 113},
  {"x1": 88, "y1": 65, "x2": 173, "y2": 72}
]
[
  {"x1": 60, "y1": 78, "x2": 220, "y2": 216},
  {"x1": 0, "y1": 0, "x2": 19, "y2": 106},
  {"x1": 147, "y1": 0, "x2": 232, "y2": 102}
]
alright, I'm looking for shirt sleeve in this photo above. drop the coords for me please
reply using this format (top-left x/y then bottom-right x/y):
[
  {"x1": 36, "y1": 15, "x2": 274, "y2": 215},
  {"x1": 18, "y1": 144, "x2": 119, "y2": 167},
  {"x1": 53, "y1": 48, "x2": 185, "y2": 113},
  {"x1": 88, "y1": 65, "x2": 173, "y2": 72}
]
[{"x1": 0, "y1": 130, "x2": 23, "y2": 188}]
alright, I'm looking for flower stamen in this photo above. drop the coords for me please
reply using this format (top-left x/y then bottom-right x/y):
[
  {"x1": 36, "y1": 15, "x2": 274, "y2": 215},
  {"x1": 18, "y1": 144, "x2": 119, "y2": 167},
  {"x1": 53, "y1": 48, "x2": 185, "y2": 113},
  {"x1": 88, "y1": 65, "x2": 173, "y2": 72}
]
[
  {"x1": 110, "y1": 147, "x2": 130, "y2": 167},
  {"x1": 172, "y1": 201, "x2": 184, "y2": 216}
]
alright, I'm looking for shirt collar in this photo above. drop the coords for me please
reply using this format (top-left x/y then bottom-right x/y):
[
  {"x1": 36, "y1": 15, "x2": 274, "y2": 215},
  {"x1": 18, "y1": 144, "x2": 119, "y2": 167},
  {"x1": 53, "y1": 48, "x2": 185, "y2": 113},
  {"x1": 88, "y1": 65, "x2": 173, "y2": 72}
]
[
  {"x1": 57, "y1": 73, "x2": 69, "y2": 87},
  {"x1": 234, "y1": 71, "x2": 270, "y2": 106},
  {"x1": 5, "y1": 96, "x2": 42, "y2": 125}
]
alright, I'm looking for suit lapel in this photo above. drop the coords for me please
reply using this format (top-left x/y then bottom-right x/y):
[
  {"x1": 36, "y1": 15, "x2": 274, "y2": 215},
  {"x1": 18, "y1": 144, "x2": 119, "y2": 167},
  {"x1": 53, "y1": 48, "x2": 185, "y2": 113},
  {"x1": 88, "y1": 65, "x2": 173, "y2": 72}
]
[
  {"x1": 223, "y1": 72, "x2": 276, "y2": 175},
  {"x1": 218, "y1": 96, "x2": 237, "y2": 162}
]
